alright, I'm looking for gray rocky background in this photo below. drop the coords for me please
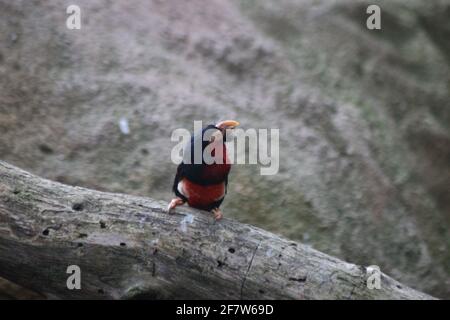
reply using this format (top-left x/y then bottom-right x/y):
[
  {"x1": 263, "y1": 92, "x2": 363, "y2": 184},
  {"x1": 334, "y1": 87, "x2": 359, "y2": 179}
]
[{"x1": 0, "y1": 0, "x2": 449, "y2": 298}]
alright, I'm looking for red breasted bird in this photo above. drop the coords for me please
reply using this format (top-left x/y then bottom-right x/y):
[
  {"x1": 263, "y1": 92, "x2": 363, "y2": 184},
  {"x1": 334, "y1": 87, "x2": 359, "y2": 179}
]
[{"x1": 168, "y1": 120, "x2": 239, "y2": 220}]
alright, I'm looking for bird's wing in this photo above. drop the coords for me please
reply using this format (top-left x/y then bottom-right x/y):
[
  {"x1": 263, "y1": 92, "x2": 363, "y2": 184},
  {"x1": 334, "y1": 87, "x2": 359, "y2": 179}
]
[
  {"x1": 172, "y1": 164, "x2": 185, "y2": 199},
  {"x1": 172, "y1": 162, "x2": 204, "y2": 200}
]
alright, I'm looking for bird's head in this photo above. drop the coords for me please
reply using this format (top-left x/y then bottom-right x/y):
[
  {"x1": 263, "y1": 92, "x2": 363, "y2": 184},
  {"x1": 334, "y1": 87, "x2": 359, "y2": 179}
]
[
  {"x1": 206, "y1": 120, "x2": 240, "y2": 143},
  {"x1": 184, "y1": 120, "x2": 240, "y2": 164}
]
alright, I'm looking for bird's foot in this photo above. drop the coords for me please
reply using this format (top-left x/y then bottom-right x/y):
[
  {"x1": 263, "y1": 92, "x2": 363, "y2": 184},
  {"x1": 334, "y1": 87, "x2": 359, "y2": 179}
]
[
  {"x1": 167, "y1": 198, "x2": 185, "y2": 213},
  {"x1": 212, "y1": 208, "x2": 223, "y2": 220}
]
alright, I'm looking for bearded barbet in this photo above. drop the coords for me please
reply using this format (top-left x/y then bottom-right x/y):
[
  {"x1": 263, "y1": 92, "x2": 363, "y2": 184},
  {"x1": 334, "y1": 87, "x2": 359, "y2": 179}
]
[{"x1": 168, "y1": 120, "x2": 239, "y2": 220}]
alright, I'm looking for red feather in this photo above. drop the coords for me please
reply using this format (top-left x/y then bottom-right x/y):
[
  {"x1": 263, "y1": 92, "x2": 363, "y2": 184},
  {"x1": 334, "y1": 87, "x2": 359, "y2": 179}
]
[
  {"x1": 181, "y1": 178, "x2": 226, "y2": 209},
  {"x1": 180, "y1": 143, "x2": 230, "y2": 209}
]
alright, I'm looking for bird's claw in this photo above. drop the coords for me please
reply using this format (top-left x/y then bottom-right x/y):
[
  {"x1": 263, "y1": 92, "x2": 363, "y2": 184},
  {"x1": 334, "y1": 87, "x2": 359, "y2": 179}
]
[
  {"x1": 167, "y1": 198, "x2": 185, "y2": 214},
  {"x1": 212, "y1": 208, "x2": 223, "y2": 220}
]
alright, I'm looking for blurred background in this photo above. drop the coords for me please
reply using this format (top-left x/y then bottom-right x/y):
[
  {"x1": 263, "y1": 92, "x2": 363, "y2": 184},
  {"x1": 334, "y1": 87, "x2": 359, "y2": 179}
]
[{"x1": 0, "y1": 0, "x2": 449, "y2": 299}]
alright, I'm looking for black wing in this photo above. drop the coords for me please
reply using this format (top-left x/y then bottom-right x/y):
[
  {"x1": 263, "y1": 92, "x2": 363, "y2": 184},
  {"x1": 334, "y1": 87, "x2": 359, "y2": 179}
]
[{"x1": 172, "y1": 125, "x2": 216, "y2": 191}]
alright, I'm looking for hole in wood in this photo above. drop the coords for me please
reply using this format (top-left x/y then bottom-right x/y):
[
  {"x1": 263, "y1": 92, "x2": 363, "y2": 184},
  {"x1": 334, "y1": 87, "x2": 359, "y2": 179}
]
[{"x1": 72, "y1": 202, "x2": 84, "y2": 211}]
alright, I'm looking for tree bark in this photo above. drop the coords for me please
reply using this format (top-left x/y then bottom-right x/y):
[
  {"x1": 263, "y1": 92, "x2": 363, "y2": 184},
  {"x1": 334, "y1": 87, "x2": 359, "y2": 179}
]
[{"x1": 0, "y1": 161, "x2": 435, "y2": 299}]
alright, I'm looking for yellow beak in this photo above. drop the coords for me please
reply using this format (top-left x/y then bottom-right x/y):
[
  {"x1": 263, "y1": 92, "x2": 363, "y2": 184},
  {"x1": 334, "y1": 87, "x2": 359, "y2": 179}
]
[{"x1": 215, "y1": 120, "x2": 240, "y2": 129}]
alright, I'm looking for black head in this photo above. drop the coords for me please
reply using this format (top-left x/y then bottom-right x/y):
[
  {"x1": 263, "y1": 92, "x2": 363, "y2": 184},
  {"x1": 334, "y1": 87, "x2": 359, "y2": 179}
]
[
  {"x1": 183, "y1": 120, "x2": 239, "y2": 164},
  {"x1": 207, "y1": 120, "x2": 240, "y2": 143}
]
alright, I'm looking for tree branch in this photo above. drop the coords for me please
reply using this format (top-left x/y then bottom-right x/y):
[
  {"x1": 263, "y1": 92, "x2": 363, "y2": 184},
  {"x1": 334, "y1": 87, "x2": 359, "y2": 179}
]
[{"x1": 0, "y1": 161, "x2": 435, "y2": 299}]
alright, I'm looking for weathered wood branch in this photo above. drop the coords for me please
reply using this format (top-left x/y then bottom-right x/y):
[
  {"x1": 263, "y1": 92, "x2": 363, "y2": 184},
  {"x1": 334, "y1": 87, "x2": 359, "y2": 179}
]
[{"x1": 0, "y1": 161, "x2": 434, "y2": 299}]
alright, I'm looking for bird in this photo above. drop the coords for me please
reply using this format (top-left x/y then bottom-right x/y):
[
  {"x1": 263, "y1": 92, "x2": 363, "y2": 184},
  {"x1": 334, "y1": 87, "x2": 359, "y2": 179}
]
[{"x1": 168, "y1": 120, "x2": 239, "y2": 220}]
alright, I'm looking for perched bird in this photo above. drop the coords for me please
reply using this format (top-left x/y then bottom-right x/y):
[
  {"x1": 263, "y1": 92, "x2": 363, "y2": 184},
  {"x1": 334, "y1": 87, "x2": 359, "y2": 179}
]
[{"x1": 168, "y1": 120, "x2": 239, "y2": 220}]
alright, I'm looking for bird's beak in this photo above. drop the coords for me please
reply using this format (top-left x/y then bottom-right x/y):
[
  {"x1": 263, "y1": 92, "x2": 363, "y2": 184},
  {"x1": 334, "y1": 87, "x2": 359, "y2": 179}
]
[{"x1": 215, "y1": 120, "x2": 240, "y2": 130}]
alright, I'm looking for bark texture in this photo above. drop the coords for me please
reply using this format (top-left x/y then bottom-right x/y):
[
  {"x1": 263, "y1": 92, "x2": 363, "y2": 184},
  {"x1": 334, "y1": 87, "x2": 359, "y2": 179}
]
[{"x1": 0, "y1": 161, "x2": 434, "y2": 299}]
